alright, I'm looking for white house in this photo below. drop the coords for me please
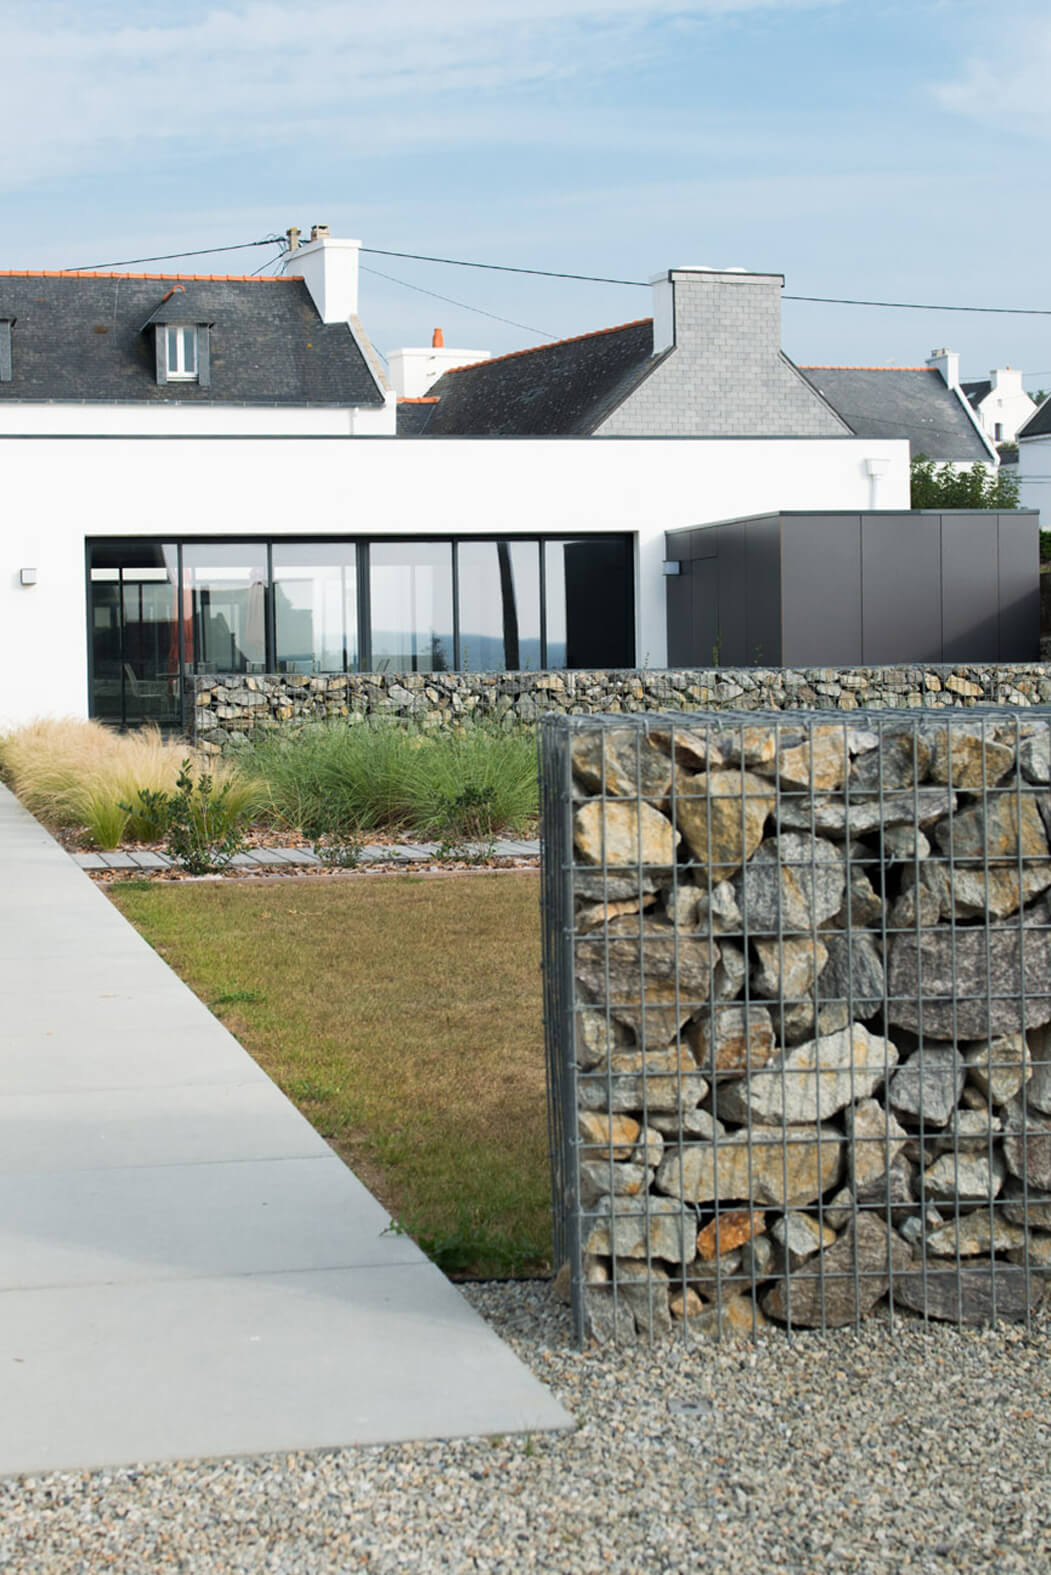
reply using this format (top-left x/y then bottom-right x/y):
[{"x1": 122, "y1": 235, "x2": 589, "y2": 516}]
[
  {"x1": 1018, "y1": 398, "x2": 1051, "y2": 528},
  {"x1": 961, "y1": 367, "x2": 1037, "y2": 447},
  {"x1": 0, "y1": 229, "x2": 910, "y2": 731}
]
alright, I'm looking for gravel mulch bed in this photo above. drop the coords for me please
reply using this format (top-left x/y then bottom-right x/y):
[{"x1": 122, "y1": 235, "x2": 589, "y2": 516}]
[{"x1": 4, "y1": 1280, "x2": 1051, "y2": 1574}]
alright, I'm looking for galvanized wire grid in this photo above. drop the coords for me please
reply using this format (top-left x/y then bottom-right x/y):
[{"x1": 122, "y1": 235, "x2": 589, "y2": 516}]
[{"x1": 539, "y1": 708, "x2": 1051, "y2": 1346}]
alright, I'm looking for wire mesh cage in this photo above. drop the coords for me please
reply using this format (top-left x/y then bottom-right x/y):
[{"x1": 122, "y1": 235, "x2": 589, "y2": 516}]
[{"x1": 540, "y1": 708, "x2": 1051, "y2": 1345}]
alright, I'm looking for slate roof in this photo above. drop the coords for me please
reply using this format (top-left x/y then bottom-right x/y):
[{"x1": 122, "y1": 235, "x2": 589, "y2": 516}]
[
  {"x1": 421, "y1": 319, "x2": 658, "y2": 436},
  {"x1": 798, "y1": 366, "x2": 992, "y2": 461},
  {"x1": 0, "y1": 271, "x2": 386, "y2": 406},
  {"x1": 1018, "y1": 398, "x2": 1051, "y2": 439},
  {"x1": 961, "y1": 378, "x2": 992, "y2": 409},
  {"x1": 396, "y1": 397, "x2": 439, "y2": 436}
]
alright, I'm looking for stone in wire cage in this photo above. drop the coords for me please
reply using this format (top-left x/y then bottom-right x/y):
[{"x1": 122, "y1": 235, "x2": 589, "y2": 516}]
[{"x1": 540, "y1": 709, "x2": 1051, "y2": 1344}]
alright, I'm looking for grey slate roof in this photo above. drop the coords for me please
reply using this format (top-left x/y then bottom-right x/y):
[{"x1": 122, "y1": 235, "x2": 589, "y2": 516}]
[
  {"x1": 1018, "y1": 398, "x2": 1051, "y2": 440},
  {"x1": 0, "y1": 272, "x2": 386, "y2": 406},
  {"x1": 421, "y1": 319, "x2": 657, "y2": 435},
  {"x1": 961, "y1": 378, "x2": 992, "y2": 409},
  {"x1": 798, "y1": 366, "x2": 991, "y2": 461},
  {"x1": 396, "y1": 398, "x2": 439, "y2": 436}
]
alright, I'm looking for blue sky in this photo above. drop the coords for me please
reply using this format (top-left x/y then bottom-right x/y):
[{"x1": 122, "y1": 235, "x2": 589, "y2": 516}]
[{"x1": 4, "y1": 0, "x2": 1050, "y2": 389}]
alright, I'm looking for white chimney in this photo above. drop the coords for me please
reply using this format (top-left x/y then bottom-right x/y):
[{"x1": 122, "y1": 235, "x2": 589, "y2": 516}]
[
  {"x1": 284, "y1": 225, "x2": 360, "y2": 323},
  {"x1": 387, "y1": 328, "x2": 490, "y2": 398},
  {"x1": 990, "y1": 366, "x2": 1024, "y2": 396},
  {"x1": 927, "y1": 348, "x2": 960, "y2": 389}
]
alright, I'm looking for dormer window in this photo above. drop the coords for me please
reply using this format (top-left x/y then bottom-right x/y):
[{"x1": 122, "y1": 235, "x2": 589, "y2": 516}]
[{"x1": 166, "y1": 325, "x2": 198, "y2": 380}]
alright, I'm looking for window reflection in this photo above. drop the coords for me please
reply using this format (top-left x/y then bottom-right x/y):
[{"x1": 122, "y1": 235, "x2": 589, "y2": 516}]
[
  {"x1": 370, "y1": 541, "x2": 454, "y2": 673},
  {"x1": 457, "y1": 541, "x2": 541, "y2": 671},
  {"x1": 273, "y1": 543, "x2": 358, "y2": 673},
  {"x1": 182, "y1": 543, "x2": 267, "y2": 672}
]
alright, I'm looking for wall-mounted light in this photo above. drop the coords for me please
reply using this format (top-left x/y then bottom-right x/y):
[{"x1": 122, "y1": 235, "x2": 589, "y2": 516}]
[
  {"x1": 19, "y1": 567, "x2": 37, "y2": 587},
  {"x1": 661, "y1": 560, "x2": 682, "y2": 576}
]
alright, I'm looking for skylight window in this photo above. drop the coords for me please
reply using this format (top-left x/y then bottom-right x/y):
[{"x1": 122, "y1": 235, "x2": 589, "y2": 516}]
[{"x1": 166, "y1": 325, "x2": 198, "y2": 381}]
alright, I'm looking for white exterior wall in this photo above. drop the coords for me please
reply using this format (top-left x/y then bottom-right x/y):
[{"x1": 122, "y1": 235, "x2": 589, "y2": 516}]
[
  {"x1": 388, "y1": 346, "x2": 490, "y2": 399},
  {"x1": 0, "y1": 399, "x2": 398, "y2": 436},
  {"x1": 974, "y1": 372, "x2": 1036, "y2": 445},
  {"x1": 1019, "y1": 435, "x2": 1051, "y2": 528},
  {"x1": 0, "y1": 434, "x2": 908, "y2": 728}
]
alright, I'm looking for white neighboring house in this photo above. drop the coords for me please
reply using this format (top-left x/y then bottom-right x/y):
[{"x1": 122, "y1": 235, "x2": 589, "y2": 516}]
[
  {"x1": 961, "y1": 367, "x2": 1037, "y2": 447},
  {"x1": 0, "y1": 231, "x2": 909, "y2": 730},
  {"x1": 1017, "y1": 397, "x2": 1051, "y2": 528}
]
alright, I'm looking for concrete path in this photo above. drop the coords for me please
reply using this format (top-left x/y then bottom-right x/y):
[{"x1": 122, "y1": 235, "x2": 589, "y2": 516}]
[{"x1": 0, "y1": 786, "x2": 569, "y2": 1477}]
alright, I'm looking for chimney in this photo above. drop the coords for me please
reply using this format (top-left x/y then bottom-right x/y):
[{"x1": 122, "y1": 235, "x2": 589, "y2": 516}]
[
  {"x1": 649, "y1": 265, "x2": 781, "y2": 356},
  {"x1": 286, "y1": 226, "x2": 300, "y2": 252},
  {"x1": 432, "y1": 328, "x2": 444, "y2": 348},
  {"x1": 927, "y1": 348, "x2": 960, "y2": 390},
  {"x1": 283, "y1": 224, "x2": 361, "y2": 323},
  {"x1": 387, "y1": 337, "x2": 491, "y2": 398}
]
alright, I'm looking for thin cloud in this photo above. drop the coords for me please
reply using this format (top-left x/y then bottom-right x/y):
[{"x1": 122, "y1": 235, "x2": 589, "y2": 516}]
[
  {"x1": 1, "y1": 0, "x2": 842, "y2": 187},
  {"x1": 932, "y1": 17, "x2": 1051, "y2": 138}
]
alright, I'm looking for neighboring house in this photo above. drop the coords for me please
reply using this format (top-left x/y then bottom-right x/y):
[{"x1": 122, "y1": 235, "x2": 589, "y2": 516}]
[
  {"x1": 1017, "y1": 396, "x2": 1051, "y2": 527},
  {"x1": 961, "y1": 367, "x2": 1036, "y2": 447},
  {"x1": 797, "y1": 350, "x2": 997, "y2": 469},
  {"x1": 0, "y1": 235, "x2": 918, "y2": 730}
]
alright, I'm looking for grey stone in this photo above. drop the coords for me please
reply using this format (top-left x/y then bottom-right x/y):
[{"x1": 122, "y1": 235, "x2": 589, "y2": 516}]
[
  {"x1": 578, "y1": 1160, "x2": 651, "y2": 1206},
  {"x1": 924, "y1": 1217, "x2": 1027, "y2": 1258},
  {"x1": 575, "y1": 919, "x2": 717, "y2": 1043},
  {"x1": 654, "y1": 1124, "x2": 844, "y2": 1208},
  {"x1": 687, "y1": 1004, "x2": 776, "y2": 1077},
  {"x1": 1001, "y1": 1186, "x2": 1051, "y2": 1230},
  {"x1": 574, "y1": 871, "x2": 658, "y2": 903},
  {"x1": 647, "y1": 1107, "x2": 726, "y2": 1141},
  {"x1": 1025, "y1": 1024, "x2": 1051, "y2": 1113},
  {"x1": 893, "y1": 1264, "x2": 1038, "y2": 1325},
  {"x1": 769, "y1": 1211, "x2": 837, "y2": 1269},
  {"x1": 574, "y1": 1007, "x2": 635, "y2": 1070},
  {"x1": 611, "y1": 1260, "x2": 673, "y2": 1339},
  {"x1": 888, "y1": 1047, "x2": 965, "y2": 1126},
  {"x1": 822, "y1": 1186, "x2": 856, "y2": 1231},
  {"x1": 1020, "y1": 730, "x2": 1051, "y2": 785},
  {"x1": 717, "y1": 1024, "x2": 899, "y2": 1127},
  {"x1": 751, "y1": 935, "x2": 828, "y2": 1003},
  {"x1": 763, "y1": 1214, "x2": 912, "y2": 1328},
  {"x1": 583, "y1": 1285, "x2": 637, "y2": 1344},
  {"x1": 963, "y1": 1033, "x2": 1032, "y2": 1105},
  {"x1": 711, "y1": 940, "x2": 746, "y2": 1002},
  {"x1": 574, "y1": 799, "x2": 679, "y2": 870},
  {"x1": 816, "y1": 931, "x2": 885, "y2": 1019},
  {"x1": 779, "y1": 788, "x2": 956, "y2": 840},
  {"x1": 577, "y1": 1048, "x2": 709, "y2": 1116},
  {"x1": 733, "y1": 832, "x2": 846, "y2": 933},
  {"x1": 922, "y1": 1150, "x2": 1005, "y2": 1203},
  {"x1": 584, "y1": 1195, "x2": 698, "y2": 1266},
  {"x1": 882, "y1": 825, "x2": 931, "y2": 862},
  {"x1": 849, "y1": 1098, "x2": 909, "y2": 1198},
  {"x1": 571, "y1": 729, "x2": 675, "y2": 801},
  {"x1": 850, "y1": 727, "x2": 933, "y2": 790},
  {"x1": 886, "y1": 917, "x2": 1051, "y2": 1039},
  {"x1": 1002, "y1": 1097, "x2": 1051, "y2": 1193},
  {"x1": 672, "y1": 769, "x2": 776, "y2": 882},
  {"x1": 738, "y1": 1232, "x2": 777, "y2": 1280},
  {"x1": 926, "y1": 726, "x2": 1016, "y2": 789}
]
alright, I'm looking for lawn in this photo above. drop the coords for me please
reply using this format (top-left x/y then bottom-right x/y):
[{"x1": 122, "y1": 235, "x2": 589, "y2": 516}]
[{"x1": 109, "y1": 871, "x2": 552, "y2": 1278}]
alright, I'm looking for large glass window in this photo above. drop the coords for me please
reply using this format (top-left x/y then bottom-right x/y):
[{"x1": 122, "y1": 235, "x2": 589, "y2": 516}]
[
  {"x1": 183, "y1": 543, "x2": 267, "y2": 673},
  {"x1": 88, "y1": 542, "x2": 180, "y2": 727},
  {"x1": 273, "y1": 543, "x2": 358, "y2": 673},
  {"x1": 457, "y1": 541, "x2": 541, "y2": 672},
  {"x1": 166, "y1": 325, "x2": 198, "y2": 380},
  {"x1": 370, "y1": 541, "x2": 454, "y2": 673},
  {"x1": 544, "y1": 537, "x2": 634, "y2": 669}
]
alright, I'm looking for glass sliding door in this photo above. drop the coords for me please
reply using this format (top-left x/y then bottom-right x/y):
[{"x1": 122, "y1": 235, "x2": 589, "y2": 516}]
[
  {"x1": 182, "y1": 543, "x2": 268, "y2": 674},
  {"x1": 370, "y1": 541, "x2": 454, "y2": 673},
  {"x1": 544, "y1": 536, "x2": 634, "y2": 669},
  {"x1": 272, "y1": 544, "x2": 358, "y2": 673},
  {"x1": 88, "y1": 543, "x2": 180, "y2": 727},
  {"x1": 457, "y1": 540, "x2": 541, "y2": 671}
]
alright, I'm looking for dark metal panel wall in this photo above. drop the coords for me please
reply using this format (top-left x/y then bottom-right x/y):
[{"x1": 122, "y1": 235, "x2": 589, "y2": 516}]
[
  {"x1": 861, "y1": 513, "x2": 941, "y2": 664},
  {"x1": 941, "y1": 512, "x2": 1000, "y2": 661},
  {"x1": 744, "y1": 515, "x2": 783, "y2": 667},
  {"x1": 781, "y1": 515, "x2": 862, "y2": 666},
  {"x1": 997, "y1": 511, "x2": 1040, "y2": 660},
  {"x1": 716, "y1": 522, "x2": 750, "y2": 666}
]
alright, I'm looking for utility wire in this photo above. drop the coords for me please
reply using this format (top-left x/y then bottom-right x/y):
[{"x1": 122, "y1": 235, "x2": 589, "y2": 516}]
[
  {"x1": 61, "y1": 233, "x2": 1051, "y2": 319},
  {"x1": 360, "y1": 262, "x2": 554, "y2": 339},
  {"x1": 66, "y1": 237, "x2": 284, "y2": 271}
]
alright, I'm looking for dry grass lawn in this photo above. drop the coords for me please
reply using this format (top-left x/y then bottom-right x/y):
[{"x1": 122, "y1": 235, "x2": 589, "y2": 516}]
[{"x1": 109, "y1": 872, "x2": 551, "y2": 1276}]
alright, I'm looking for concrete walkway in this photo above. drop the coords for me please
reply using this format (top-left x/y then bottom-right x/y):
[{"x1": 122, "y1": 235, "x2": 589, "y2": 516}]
[
  {"x1": 0, "y1": 786, "x2": 569, "y2": 1477},
  {"x1": 72, "y1": 837, "x2": 540, "y2": 872}
]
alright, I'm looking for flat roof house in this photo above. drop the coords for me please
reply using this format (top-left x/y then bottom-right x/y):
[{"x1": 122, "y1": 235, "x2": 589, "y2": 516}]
[{"x1": 0, "y1": 234, "x2": 913, "y2": 730}]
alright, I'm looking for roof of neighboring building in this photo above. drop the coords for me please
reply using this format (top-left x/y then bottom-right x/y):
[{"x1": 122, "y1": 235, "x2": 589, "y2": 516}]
[
  {"x1": 1019, "y1": 398, "x2": 1051, "y2": 440},
  {"x1": 396, "y1": 396, "x2": 439, "y2": 436},
  {"x1": 798, "y1": 366, "x2": 992, "y2": 461},
  {"x1": 961, "y1": 378, "x2": 993, "y2": 409},
  {"x1": 0, "y1": 271, "x2": 386, "y2": 406},
  {"x1": 421, "y1": 319, "x2": 658, "y2": 435}
]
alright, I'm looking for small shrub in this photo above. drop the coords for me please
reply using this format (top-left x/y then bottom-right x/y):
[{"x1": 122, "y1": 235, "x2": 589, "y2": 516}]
[{"x1": 163, "y1": 759, "x2": 251, "y2": 874}]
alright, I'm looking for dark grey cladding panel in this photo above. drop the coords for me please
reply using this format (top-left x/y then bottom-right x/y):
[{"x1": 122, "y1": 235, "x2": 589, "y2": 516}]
[
  {"x1": 861, "y1": 513, "x2": 942, "y2": 664},
  {"x1": 0, "y1": 275, "x2": 385, "y2": 407},
  {"x1": 781, "y1": 515, "x2": 862, "y2": 666},
  {"x1": 997, "y1": 511, "x2": 1040, "y2": 659},
  {"x1": 744, "y1": 514, "x2": 782, "y2": 667},
  {"x1": 941, "y1": 512, "x2": 1000, "y2": 661}
]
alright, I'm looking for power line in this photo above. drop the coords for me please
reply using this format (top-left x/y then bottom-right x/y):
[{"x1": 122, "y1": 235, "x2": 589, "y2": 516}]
[
  {"x1": 361, "y1": 246, "x2": 645, "y2": 288},
  {"x1": 783, "y1": 293, "x2": 1051, "y2": 317},
  {"x1": 360, "y1": 263, "x2": 554, "y2": 339},
  {"x1": 66, "y1": 237, "x2": 284, "y2": 271}
]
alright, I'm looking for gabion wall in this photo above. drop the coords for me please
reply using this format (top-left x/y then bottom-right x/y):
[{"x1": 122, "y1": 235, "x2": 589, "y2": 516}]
[{"x1": 540, "y1": 709, "x2": 1051, "y2": 1343}]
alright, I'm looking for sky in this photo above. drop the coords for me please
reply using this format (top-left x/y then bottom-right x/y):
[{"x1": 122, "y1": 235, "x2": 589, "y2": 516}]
[{"x1": 3, "y1": 0, "x2": 1050, "y2": 389}]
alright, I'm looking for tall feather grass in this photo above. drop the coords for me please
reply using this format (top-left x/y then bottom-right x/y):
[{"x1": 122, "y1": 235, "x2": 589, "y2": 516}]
[
  {"x1": 241, "y1": 720, "x2": 538, "y2": 839},
  {"x1": 0, "y1": 719, "x2": 261, "y2": 849}
]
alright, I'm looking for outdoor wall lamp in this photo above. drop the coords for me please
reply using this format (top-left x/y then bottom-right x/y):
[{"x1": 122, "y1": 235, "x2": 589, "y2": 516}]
[
  {"x1": 661, "y1": 560, "x2": 682, "y2": 576},
  {"x1": 19, "y1": 567, "x2": 37, "y2": 586}
]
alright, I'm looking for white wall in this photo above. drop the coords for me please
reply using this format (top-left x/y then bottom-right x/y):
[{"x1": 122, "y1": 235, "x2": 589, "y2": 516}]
[
  {"x1": 0, "y1": 399, "x2": 397, "y2": 436},
  {"x1": 0, "y1": 433, "x2": 909, "y2": 728},
  {"x1": 1019, "y1": 436, "x2": 1050, "y2": 529}
]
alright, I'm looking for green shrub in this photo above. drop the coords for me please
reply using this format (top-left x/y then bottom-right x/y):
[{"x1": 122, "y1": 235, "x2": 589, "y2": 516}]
[{"x1": 160, "y1": 758, "x2": 252, "y2": 874}]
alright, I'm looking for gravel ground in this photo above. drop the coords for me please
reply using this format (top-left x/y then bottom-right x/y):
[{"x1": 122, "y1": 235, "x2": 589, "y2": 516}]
[{"x1": 3, "y1": 1280, "x2": 1051, "y2": 1575}]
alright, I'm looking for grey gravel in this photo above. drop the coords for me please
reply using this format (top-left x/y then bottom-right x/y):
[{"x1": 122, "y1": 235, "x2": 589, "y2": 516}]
[{"x1": 3, "y1": 1280, "x2": 1051, "y2": 1574}]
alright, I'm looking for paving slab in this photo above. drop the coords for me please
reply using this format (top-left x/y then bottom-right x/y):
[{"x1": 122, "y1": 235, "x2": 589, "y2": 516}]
[{"x1": 0, "y1": 785, "x2": 571, "y2": 1475}]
